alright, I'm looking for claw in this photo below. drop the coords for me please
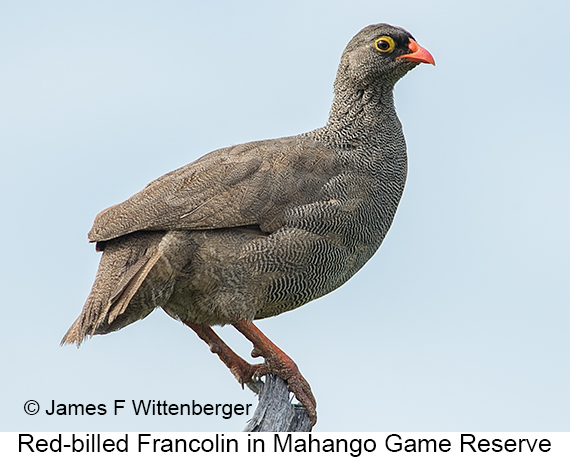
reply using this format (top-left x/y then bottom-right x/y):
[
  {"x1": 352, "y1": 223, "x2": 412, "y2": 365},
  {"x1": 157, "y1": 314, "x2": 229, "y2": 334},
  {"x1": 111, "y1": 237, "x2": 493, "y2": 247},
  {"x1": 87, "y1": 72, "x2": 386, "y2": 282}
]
[
  {"x1": 229, "y1": 361, "x2": 267, "y2": 388},
  {"x1": 267, "y1": 357, "x2": 317, "y2": 426}
]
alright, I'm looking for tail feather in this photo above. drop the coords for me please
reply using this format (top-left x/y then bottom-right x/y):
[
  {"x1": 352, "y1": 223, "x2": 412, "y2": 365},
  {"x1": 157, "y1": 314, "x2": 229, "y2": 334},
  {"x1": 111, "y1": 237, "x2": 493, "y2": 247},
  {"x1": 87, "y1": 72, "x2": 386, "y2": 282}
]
[
  {"x1": 61, "y1": 231, "x2": 165, "y2": 346},
  {"x1": 107, "y1": 250, "x2": 161, "y2": 323}
]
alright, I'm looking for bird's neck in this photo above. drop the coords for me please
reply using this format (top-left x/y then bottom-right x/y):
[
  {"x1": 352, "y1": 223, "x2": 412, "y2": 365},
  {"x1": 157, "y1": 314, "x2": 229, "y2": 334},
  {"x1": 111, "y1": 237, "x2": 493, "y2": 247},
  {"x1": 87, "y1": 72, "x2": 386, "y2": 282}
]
[{"x1": 307, "y1": 82, "x2": 400, "y2": 147}]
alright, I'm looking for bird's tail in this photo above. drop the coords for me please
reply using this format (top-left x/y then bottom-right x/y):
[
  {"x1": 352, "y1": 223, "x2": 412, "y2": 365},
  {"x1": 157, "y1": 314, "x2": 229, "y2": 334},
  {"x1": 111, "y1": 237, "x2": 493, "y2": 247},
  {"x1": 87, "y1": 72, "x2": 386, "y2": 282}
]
[{"x1": 61, "y1": 231, "x2": 165, "y2": 347}]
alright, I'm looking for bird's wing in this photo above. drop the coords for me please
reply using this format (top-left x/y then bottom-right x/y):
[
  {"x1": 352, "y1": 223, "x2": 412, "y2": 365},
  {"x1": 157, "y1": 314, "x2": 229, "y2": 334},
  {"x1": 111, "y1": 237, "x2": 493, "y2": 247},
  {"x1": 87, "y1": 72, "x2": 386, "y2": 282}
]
[{"x1": 88, "y1": 136, "x2": 340, "y2": 242}]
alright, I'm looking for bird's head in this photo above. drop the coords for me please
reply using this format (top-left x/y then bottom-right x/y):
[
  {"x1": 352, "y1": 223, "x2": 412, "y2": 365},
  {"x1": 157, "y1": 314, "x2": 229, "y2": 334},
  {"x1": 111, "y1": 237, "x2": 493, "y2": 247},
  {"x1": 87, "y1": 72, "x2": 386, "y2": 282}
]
[{"x1": 336, "y1": 23, "x2": 435, "y2": 90}]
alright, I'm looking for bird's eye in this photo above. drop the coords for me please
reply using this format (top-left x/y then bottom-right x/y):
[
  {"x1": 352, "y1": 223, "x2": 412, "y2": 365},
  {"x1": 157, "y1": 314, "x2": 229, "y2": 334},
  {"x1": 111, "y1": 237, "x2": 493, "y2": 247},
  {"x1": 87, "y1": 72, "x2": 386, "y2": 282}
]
[{"x1": 374, "y1": 36, "x2": 396, "y2": 53}]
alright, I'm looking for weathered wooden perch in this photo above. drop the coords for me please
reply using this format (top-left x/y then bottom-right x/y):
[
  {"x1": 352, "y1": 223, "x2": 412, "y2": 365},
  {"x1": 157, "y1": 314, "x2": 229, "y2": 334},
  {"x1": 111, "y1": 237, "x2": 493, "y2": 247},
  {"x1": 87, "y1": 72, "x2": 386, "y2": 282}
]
[{"x1": 243, "y1": 374, "x2": 313, "y2": 432}]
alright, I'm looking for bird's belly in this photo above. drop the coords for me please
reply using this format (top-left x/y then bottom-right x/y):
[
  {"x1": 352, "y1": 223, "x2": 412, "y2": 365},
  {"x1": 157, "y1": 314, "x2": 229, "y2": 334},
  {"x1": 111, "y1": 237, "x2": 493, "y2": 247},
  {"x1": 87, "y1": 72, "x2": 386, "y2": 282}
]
[
  {"x1": 156, "y1": 185, "x2": 400, "y2": 324},
  {"x1": 249, "y1": 219, "x2": 385, "y2": 319}
]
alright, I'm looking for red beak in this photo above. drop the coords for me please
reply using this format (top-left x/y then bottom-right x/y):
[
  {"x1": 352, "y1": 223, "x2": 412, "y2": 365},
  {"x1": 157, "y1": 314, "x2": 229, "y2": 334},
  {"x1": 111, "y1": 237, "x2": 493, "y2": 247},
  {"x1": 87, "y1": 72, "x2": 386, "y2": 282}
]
[{"x1": 396, "y1": 38, "x2": 435, "y2": 65}]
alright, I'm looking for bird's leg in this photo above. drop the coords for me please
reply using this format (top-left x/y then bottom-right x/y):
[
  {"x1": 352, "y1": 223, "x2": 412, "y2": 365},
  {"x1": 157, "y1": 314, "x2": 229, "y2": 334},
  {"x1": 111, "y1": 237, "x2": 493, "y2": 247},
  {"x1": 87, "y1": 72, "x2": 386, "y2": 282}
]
[
  {"x1": 181, "y1": 320, "x2": 269, "y2": 389},
  {"x1": 232, "y1": 319, "x2": 317, "y2": 426}
]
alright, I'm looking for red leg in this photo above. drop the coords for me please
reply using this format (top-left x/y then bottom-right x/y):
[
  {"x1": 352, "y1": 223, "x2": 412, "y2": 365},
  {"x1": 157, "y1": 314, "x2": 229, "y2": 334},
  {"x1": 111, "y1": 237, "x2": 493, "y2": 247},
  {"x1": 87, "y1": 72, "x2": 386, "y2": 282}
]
[
  {"x1": 233, "y1": 319, "x2": 317, "y2": 426},
  {"x1": 181, "y1": 320, "x2": 268, "y2": 387}
]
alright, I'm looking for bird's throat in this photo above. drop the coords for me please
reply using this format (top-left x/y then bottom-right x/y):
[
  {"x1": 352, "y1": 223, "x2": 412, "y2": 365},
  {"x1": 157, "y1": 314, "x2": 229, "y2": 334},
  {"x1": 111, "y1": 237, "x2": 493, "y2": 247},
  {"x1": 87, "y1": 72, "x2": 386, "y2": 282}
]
[{"x1": 310, "y1": 84, "x2": 399, "y2": 149}]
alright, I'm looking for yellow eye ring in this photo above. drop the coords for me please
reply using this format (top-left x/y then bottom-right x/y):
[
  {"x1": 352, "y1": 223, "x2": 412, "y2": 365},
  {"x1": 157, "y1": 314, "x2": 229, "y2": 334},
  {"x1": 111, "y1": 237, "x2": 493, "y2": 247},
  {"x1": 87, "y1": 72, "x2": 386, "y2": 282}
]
[{"x1": 374, "y1": 36, "x2": 396, "y2": 53}]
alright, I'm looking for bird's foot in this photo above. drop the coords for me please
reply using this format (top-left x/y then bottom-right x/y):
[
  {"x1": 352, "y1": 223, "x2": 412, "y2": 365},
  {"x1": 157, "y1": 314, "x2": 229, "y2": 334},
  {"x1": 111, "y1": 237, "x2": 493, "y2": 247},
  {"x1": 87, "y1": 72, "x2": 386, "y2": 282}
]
[
  {"x1": 228, "y1": 359, "x2": 269, "y2": 388},
  {"x1": 234, "y1": 320, "x2": 317, "y2": 426},
  {"x1": 183, "y1": 318, "x2": 317, "y2": 426},
  {"x1": 254, "y1": 347, "x2": 317, "y2": 426}
]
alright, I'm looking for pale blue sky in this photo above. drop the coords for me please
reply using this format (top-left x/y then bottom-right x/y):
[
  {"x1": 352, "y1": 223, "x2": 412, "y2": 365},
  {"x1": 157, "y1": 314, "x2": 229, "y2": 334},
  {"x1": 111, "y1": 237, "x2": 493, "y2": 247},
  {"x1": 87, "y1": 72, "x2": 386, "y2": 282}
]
[{"x1": 1, "y1": 0, "x2": 569, "y2": 432}]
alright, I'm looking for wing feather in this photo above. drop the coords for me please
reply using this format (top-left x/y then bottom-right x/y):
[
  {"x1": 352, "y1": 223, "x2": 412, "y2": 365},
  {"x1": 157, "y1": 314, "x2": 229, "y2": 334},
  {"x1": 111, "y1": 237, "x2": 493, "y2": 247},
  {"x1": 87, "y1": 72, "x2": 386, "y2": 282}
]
[{"x1": 88, "y1": 136, "x2": 339, "y2": 242}]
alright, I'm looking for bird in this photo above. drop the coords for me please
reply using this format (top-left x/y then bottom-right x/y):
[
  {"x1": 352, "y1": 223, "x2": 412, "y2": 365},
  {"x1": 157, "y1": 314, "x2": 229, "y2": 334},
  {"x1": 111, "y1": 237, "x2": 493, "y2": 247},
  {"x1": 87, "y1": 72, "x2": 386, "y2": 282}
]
[{"x1": 61, "y1": 23, "x2": 434, "y2": 427}]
